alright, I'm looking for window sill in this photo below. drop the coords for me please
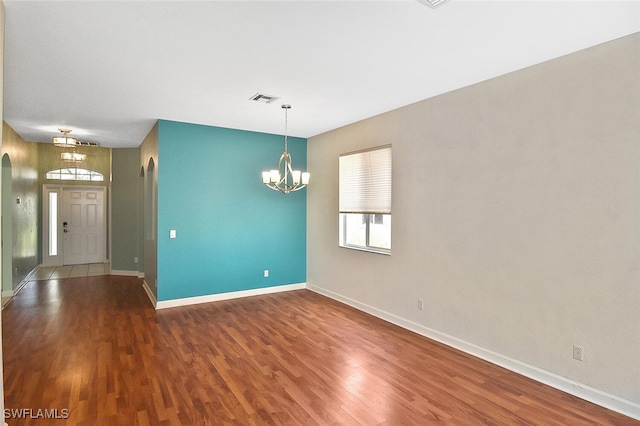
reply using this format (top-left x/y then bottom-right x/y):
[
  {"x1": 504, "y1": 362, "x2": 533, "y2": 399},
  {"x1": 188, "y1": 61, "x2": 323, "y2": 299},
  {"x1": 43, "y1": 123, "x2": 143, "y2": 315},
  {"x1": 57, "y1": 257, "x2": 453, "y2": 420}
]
[{"x1": 339, "y1": 244, "x2": 391, "y2": 256}]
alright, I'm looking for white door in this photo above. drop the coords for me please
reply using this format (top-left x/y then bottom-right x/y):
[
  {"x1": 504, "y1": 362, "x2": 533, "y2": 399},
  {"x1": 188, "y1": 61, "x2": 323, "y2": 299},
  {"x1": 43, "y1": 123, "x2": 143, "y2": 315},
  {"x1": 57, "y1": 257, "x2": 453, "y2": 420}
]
[{"x1": 62, "y1": 188, "x2": 106, "y2": 265}]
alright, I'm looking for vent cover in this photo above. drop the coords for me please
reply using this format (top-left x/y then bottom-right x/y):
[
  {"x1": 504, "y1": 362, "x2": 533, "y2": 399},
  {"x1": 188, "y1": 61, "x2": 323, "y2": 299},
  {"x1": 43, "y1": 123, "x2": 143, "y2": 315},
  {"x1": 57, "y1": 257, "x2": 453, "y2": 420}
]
[
  {"x1": 249, "y1": 93, "x2": 280, "y2": 104},
  {"x1": 416, "y1": 0, "x2": 449, "y2": 8}
]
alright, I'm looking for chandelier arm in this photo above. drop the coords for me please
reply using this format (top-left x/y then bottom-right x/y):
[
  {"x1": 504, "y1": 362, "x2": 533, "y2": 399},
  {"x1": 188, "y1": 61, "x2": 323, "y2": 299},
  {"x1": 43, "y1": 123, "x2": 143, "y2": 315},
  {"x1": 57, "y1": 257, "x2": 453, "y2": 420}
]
[
  {"x1": 265, "y1": 183, "x2": 283, "y2": 192},
  {"x1": 277, "y1": 152, "x2": 288, "y2": 188},
  {"x1": 264, "y1": 181, "x2": 306, "y2": 194},
  {"x1": 284, "y1": 152, "x2": 294, "y2": 183},
  {"x1": 280, "y1": 153, "x2": 287, "y2": 182}
]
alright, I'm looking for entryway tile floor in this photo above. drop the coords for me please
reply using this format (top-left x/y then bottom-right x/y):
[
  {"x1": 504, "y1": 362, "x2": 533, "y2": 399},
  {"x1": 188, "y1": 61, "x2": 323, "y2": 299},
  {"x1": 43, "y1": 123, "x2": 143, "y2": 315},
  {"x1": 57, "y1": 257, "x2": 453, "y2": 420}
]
[{"x1": 34, "y1": 263, "x2": 111, "y2": 280}]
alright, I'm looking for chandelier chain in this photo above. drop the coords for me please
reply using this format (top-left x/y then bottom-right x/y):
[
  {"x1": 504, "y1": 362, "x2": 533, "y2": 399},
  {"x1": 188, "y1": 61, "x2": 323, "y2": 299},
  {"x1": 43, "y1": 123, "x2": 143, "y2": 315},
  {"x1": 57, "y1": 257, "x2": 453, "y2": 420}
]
[{"x1": 284, "y1": 104, "x2": 289, "y2": 153}]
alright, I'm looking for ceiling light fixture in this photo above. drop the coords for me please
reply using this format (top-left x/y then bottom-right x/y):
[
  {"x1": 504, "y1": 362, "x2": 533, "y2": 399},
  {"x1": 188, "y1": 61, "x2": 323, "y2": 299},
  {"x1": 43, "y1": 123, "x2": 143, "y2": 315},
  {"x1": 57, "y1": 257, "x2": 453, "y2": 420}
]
[
  {"x1": 261, "y1": 105, "x2": 309, "y2": 194},
  {"x1": 60, "y1": 152, "x2": 86, "y2": 163},
  {"x1": 52, "y1": 128, "x2": 77, "y2": 147},
  {"x1": 416, "y1": 0, "x2": 449, "y2": 8}
]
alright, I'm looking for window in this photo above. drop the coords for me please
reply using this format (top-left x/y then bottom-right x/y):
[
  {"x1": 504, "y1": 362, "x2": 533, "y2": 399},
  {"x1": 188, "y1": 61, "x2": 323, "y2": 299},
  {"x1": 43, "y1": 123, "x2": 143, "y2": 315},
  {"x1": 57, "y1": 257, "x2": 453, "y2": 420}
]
[
  {"x1": 48, "y1": 192, "x2": 58, "y2": 256},
  {"x1": 46, "y1": 168, "x2": 104, "y2": 182},
  {"x1": 339, "y1": 145, "x2": 392, "y2": 254}
]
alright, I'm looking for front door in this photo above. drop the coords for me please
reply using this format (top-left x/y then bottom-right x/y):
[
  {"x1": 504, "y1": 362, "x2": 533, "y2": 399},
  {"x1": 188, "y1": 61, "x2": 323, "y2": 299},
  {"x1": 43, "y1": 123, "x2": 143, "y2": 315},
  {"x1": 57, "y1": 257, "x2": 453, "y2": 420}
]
[{"x1": 62, "y1": 188, "x2": 106, "y2": 265}]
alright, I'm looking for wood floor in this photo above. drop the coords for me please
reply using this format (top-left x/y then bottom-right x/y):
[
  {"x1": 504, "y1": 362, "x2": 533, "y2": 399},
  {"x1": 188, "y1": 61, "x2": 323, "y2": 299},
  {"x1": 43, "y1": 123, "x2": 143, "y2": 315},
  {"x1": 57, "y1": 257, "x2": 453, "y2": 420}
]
[{"x1": 2, "y1": 275, "x2": 636, "y2": 425}]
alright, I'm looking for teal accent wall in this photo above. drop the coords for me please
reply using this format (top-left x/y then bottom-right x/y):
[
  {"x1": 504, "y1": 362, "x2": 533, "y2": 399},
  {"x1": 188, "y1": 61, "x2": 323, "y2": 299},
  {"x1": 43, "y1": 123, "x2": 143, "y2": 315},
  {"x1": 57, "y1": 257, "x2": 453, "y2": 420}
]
[{"x1": 156, "y1": 120, "x2": 307, "y2": 301}]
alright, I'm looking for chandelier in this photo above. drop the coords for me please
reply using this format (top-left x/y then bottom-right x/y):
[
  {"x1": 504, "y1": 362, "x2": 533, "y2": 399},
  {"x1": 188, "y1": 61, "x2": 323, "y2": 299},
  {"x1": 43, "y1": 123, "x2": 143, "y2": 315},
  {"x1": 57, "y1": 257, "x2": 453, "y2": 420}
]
[
  {"x1": 60, "y1": 151, "x2": 86, "y2": 163},
  {"x1": 261, "y1": 104, "x2": 309, "y2": 194},
  {"x1": 52, "y1": 128, "x2": 78, "y2": 147}
]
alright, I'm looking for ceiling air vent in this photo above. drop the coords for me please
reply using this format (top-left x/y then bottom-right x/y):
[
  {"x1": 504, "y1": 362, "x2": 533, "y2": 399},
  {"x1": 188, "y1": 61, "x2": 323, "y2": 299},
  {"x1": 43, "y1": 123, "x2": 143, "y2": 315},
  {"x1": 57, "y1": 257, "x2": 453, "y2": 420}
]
[
  {"x1": 77, "y1": 140, "x2": 100, "y2": 147},
  {"x1": 249, "y1": 93, "x2": 280, "y2": 104},
  {"x1": 416, "y1": 0, "x2": 449, "y2": 8}
]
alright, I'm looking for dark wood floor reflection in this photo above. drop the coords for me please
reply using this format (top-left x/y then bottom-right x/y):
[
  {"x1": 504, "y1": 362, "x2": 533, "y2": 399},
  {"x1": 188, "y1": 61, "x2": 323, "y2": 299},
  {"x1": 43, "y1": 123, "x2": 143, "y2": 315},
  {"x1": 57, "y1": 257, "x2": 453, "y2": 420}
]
[{"x1": 2, "y1": 275, "x2": 636, "y2": 425}]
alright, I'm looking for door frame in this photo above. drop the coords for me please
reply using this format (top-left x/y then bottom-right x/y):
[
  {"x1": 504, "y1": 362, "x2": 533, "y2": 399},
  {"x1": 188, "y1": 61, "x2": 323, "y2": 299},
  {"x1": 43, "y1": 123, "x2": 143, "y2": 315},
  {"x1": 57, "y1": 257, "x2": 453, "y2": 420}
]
[{"x1": 42, "y1": 185, "x2": 108, "y2": 267}]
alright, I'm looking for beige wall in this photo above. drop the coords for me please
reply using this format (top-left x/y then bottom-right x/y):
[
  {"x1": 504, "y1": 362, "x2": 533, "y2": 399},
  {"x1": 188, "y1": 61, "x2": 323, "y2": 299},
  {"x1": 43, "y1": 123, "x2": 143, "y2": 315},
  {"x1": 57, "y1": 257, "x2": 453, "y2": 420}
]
[
  {"x1": 1, "y1": 2, "x2": 6, "y2": 414},
  {"x1": 140, "y1": 121, "x2": 158, "y2": 300},
  {"x1": 308, "y1": 32, "x2": 640, "y2": 413},
  {"x1": 111, "y1": 148, "x2": 140, "y2": 273},
  {"x1": 2, "y1": 123, "x2": 39, "y2": 288}
]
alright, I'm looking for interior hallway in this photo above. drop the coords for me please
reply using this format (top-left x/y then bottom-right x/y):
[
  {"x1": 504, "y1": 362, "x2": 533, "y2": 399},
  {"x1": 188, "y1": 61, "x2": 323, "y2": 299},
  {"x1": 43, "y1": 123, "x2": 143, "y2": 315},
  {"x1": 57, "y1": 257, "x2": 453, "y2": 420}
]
[{"x1": 1, "y1": 263, "x2": 111, "y2": 308}]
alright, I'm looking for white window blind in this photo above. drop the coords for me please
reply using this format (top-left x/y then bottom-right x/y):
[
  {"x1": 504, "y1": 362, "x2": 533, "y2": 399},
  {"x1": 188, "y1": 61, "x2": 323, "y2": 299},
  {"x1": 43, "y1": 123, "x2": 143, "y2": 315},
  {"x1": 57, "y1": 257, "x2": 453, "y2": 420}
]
[{"x1": 339, "y1": 145, "x2": 392, "y2": 214}]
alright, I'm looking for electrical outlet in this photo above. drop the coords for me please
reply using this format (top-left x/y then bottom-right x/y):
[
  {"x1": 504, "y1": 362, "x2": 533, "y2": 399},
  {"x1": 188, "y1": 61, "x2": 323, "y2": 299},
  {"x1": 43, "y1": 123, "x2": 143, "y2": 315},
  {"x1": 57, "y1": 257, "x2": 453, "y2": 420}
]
[
  {"x1": 573, "y1": 344, "x2": 584, "y2": 361},
  {"x1": 418, "y1": 299, "x2": 424, "y2": 310}
]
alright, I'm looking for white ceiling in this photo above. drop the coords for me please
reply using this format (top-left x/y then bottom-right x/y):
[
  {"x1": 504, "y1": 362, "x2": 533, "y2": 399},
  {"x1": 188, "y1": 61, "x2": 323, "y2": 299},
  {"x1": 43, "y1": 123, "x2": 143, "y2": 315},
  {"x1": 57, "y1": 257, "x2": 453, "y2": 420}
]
[{"x1": 3, "y1": 1, "x2": 640, "y2": 148}]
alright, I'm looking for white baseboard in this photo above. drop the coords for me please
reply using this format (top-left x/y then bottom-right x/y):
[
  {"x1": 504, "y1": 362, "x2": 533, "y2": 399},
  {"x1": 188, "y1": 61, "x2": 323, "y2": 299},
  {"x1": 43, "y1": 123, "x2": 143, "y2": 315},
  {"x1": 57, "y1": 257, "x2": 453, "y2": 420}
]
[
  {"x1": 142, "y1": 280, "x2": 157, "y2": 308},
  {"x1": 110, "y1": 270, "x2": 140, "y2": 277},
  {"x1": 10, "y1": 266, "x2": 39, "y2": 298},
  {"x1": 307, "y1": 284, "x2": 640, "y2": 421},
  {"x1": 156, "y1": 283, "x2": 307, "y2": 310},
  {"x1": 1, "y1": 266, "x2": 40, "y2": 305}
]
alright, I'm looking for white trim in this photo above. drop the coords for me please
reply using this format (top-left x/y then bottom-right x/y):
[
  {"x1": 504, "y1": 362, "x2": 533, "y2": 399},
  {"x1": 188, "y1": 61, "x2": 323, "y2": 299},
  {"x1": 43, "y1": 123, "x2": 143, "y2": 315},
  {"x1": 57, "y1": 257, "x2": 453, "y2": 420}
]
[
  {"x1": 2, "y1": 266, "x2": 39, "y2": 304},
  {"x1": 42, "y1": 185, "x2": 109, "y2": 267},
  {"x1": 13, "y1": 266, "x2": 38, "y2": 297},
  {"x1": 142, "y1": 280, "x2": 157, "y2": 308},
  {"x1": 41, "y1": 185, "x2": 62, "y2": 267},
  {"x1": 110, "y1": 270, "x2": 140, "y2": 277},
  {"x1": 307, "y1": 284, "x2": 640, "y2": 421},
  {"x1": 156, "y1": 283, "x2": 307, "y2": 310}
]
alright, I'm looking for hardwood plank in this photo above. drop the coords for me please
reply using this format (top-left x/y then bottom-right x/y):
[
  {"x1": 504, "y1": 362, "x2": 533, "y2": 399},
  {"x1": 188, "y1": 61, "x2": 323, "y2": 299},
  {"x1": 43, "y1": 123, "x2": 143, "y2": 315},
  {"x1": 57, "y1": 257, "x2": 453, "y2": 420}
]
[{"x1": 2, "y1": 275, "x2": 637, "y2": 425}]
